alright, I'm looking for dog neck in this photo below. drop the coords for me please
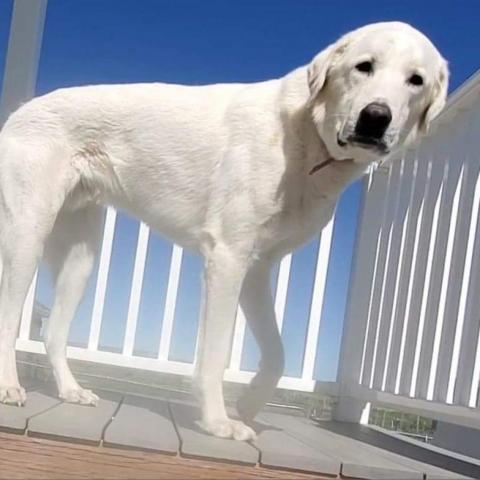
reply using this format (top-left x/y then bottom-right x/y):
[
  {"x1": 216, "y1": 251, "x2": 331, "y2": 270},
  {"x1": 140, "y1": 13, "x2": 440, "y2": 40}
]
[
  {"x1": 299, "y1": 104, "x2": 367, "y2": 186},
  {"x1": 279, "y1": 67, "x2": 371, "y2": 196}
]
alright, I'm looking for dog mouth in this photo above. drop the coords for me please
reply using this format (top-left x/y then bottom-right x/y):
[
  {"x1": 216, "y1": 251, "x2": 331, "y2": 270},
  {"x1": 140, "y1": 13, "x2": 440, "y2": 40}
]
[{"x1": 337, "y1": 134, "x2": 389, "y2": 154}]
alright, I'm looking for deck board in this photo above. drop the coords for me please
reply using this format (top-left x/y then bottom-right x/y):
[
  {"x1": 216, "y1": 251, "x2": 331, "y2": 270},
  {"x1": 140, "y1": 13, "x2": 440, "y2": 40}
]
[
  {"x1": 253, "y1": 417, "x2": 341, "y2": 475},
  {"x1": 28, "y1": 390, "x2": 122, "y2": 444},
  {"x1": 168, "y1": 401, "x2": 259, "y2": 465},
  {"x1": 0, "y1": 431, "x2": 321, "y2": 479},
  {"x1": 0, "y1": 383, "x2": 60, "y2": 433},
  {"x1": 259, "y1": 412, "x2": 431, "y2": 480},
  {"x1": 0, "y1": 384, "x2": 477, "y2": 478},
  {"x1": 103, "y1": 395, "x2": 179, "y2": 454}
]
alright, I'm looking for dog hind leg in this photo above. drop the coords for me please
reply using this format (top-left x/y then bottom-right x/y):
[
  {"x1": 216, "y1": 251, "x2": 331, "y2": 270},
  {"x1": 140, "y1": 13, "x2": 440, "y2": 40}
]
[
  {"x1": 0, "y1": 141, "x2": 71, "y2": 405},
  {"x1": 236, "y1": 260, "x2": 285, "y2": 422},
  {"x1": 43, "y1": 205, "x2": 103, "y2": 405}
]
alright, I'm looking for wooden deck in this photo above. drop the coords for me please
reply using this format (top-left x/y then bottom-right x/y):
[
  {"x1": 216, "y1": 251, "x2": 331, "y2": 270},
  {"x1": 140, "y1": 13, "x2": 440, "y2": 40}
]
[{"x1": 0, "y1": 382, "x2": 478, "y2": 479}]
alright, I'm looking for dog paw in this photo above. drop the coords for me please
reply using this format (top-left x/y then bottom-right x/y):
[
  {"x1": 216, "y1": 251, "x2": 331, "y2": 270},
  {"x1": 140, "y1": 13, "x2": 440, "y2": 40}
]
[
  {"x1": 0, "y1": 385, "x2": 26, "y2": 406},
  {"x1": 198, "y1": 418, "x2": 257, "y2": 441},
  {"x1": 59, "y1": 388, "x2": 99, "y2": 406}
]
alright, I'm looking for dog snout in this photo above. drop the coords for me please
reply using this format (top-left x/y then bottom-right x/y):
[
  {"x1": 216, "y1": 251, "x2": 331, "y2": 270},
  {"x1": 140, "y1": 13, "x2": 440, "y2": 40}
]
[{"x1": 355, "y1": 102, "x2": 392, "y2": 139}]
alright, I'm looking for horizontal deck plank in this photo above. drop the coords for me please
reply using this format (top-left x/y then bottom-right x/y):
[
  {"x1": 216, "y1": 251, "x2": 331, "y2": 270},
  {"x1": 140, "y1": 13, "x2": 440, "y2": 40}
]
[
  {"x1": 28, "y1": 390, "x2": 122, "y2": 444},
  {"x1": 169, "y1": 401, "x2": 259, "y2": 465},
  {"x1": 254, "y1": 416, "x2": 340, "y2": 475},
  {"x1": 0, "y1": 384, "x2": 60, "y2": 433},
  {"x1": 259, "y1": 412, "x2": 424, "y2": 480},
  {"x1": 0, "y1": 431, "x2": 321, "y2": 479},
  {"x1": 103, "y1": 395, "x2": 179, "y2": 454}
]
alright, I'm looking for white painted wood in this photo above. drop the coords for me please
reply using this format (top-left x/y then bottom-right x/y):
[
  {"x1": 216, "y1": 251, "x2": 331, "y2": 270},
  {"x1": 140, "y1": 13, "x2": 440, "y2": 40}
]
[
  {"x1": 426, "y1": 163, "x2": 464, "y2": 401},
  {"x1": 394, "y1": 152, "x2": 429, "y2": 395},
  {"x1": 469, "y1": 321, "x2": 480, "y2": 407},
  {"x1": 157, "y1": 244, "x2": 183, "y2": 360},
  {"x1": 15, "y1": 338, "x2": 316, "y2": 391},
  {"x1": 334, "y1": 170, "x2": 389, "y2": 422},
  {"x1": 383, "y1": 153, "x2": 417, "y2": 393},
  {"x1": 398, "y1": 149, "x2": 445, "y2": 397},
  {"x1": 0, "y1": 0, "x2": 47, "y2": 124},
  {"x1": 302, "y1": 219, "x2": 334, "y2": 382},
  {"x1": 435, "y1": 150, "x2": 478, "y2": 402},
  {"x1": 358, "y1": 224, "x2": 383, "y2": 384},
  {"x1": 2, "y1": 0, "x2": 47, "y2": 342},
  {"x1": 88, "y1": 208, "x2": 117, "y2": 350},
  {"x1": 274, "y1": 254, "x2": 292, "y2": 332},
  {"x1": 122, "y1": 223, "x2": 150, "y2": 356},
  {"x1": 339, "y1": 171, "x2": 388, "y2": 386},
  {"x1": 409, "y1": 167, "x2": 444, "y2": 398},
  {"x1": 454, "y1": 178, "x2": 480, "y2": 406},
  {"x1": 346, "y1": 382, "x2": 480, "y2": 430},
  {"x1": 400, "y1": 137, "x2": 452, "y2": 399},
  {"x1": 18, "y1": 271, "x2": 38, "y2": 340},
  {"x1": 368, "y1": 160, "x2": 402, "y2": 389},
  {"x1": 360, "y1": 165, "x2": 396, "y2": 387},
  {"x1": 412, "y1": 141, "x2": 462, "y2": 400},
  {"x1": 448, "y1": 160, "x2": 480, "y2": 404}
]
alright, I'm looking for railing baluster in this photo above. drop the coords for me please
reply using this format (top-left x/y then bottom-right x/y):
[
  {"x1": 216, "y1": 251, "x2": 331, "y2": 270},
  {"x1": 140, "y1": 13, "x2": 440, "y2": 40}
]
[
  {"x1": 302, "y1": 219, "x2": 334, "y2": 382},
  {"x1": 426, "y1": 162, "x2": 464, "y2": 401},
  {"x1": 158, "y1": 245, "x2": 183, "y2": 360},
  {"x1": 334, "y1": 168, "x2": 389, "y2": 422},
  {"x1": 454, "y1": 174, "x2": 480, "y2": 406},
  {"x1": 435, "y1": 154, "x2": 477, "y2": 402},
  {"x1": 88, "y1": 207, "x2": 117, "y2": 350},
  {"x1": 394, "y1": 152, "x2": 429, "y2": 395},
  {"x1": 369, "y1": 160, "x2": 403, "y2": 389},
  {"x1": 274, "y1": 254, "x2": 292, "y2": 332},
  {"x1": 18, "y1": 271, "x2": 38, "y2": 341},
  {"x1": 0, "y1": 0, "x2": 47, "y2": 125},
  {"x1": 448, "y1": 161, "x2": 480, "y2": 404},
  {"x1": 122, "y1": 222, "x2": 150, "y2": 356},
  {"x1": 384, "y1": 153, "x2": 418, "y2": 393},
  {"x1": 409, "y1": 175, "x2": 444, "y2": 398}
]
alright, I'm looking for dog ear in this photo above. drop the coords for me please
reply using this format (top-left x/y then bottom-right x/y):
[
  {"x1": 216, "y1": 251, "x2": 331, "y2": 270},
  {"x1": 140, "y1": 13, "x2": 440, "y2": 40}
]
[
  {"x1": 307, "y1": 37, "x2": 349, "y2": 103},
  {"x1": 419, "y1": 59, "x2": 449, "y2": 134}
]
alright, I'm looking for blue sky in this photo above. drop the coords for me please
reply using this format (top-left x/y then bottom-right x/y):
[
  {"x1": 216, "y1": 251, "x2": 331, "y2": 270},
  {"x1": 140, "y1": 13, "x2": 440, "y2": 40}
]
[{"x1": 1, "y1": 0, "x2": 478, "y2": 382}]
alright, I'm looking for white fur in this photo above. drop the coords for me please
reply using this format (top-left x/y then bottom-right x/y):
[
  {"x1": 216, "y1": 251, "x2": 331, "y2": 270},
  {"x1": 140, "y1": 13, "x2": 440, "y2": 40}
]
[{"x1": 0, "y1": 22, "x2": 446, "y2": 440}]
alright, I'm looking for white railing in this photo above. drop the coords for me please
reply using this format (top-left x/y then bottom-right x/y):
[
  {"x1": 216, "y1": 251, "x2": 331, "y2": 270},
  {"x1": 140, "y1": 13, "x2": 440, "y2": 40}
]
[
  {"x1": 336, "y1": 72, "x2": 480, "y2": 427},
  {"x1": 4, "y1": 0, "x2": 337, "y2": 393},
  {"x1": 16, "y1": 214, "x2": 335, "y2": 392},
  {"x1": 4, "y1": 0, "x2": 480, "y2": 427}
]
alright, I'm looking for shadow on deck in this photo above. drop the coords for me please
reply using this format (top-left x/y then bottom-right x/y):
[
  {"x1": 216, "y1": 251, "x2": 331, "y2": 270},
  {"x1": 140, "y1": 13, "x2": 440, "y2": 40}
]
[{"x1": 0, "y1": 380, "x2": 479, "y2": 480}]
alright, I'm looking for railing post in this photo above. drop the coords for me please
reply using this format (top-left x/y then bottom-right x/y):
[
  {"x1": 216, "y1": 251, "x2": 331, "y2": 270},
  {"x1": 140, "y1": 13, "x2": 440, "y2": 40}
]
[
  {"x1": 333, "y1": 165, "x2": 390, "y2": 422},
  {"x1": 1, "y1": 0, "x2": 48, "y2": 341},
  {"x1": 0, "y1": 0, "x2": 48, "y2": 125}
]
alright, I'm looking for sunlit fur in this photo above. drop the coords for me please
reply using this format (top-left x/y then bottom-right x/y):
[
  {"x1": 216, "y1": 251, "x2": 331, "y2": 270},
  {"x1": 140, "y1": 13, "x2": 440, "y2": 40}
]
[{"x1": 0, "y1": 22, "x2": 447, "y2": 441}]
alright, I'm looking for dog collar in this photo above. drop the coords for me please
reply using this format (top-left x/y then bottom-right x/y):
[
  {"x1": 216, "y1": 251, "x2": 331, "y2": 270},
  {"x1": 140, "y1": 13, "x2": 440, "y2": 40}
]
[
  {"x1": 308, "y1": 158, "x2": 336, "y2": 175},
  {"x1": 309, "y1": 157, "x2": 357, "y2": 175}
]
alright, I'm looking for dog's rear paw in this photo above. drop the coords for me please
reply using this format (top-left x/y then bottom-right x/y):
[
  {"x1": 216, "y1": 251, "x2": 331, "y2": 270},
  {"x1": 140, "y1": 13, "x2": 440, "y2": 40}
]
[
  {"x1": 60, "y1": 388, "x2": 99, "y2": 406},
  {"x1": 198, "y1": 418, "x2": 257, "y2": 441},
  {"x1": 0, "y1": 385, "x2": 26, "y2": 406}
]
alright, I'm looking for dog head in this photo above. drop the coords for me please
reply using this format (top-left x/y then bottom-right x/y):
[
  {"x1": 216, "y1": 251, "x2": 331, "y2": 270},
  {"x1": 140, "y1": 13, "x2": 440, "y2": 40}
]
[{"x1": 307, "y1": 22, "x2": 448, "y2": 164}]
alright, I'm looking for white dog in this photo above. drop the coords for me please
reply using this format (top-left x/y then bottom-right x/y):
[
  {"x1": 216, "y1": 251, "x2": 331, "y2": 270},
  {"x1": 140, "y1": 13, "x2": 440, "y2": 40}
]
[{"x1": 0, "y1": 22, "x2": 447, "y2": 441}]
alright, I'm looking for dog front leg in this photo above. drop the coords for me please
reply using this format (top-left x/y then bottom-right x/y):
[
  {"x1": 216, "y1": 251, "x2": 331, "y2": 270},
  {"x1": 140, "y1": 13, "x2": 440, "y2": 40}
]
[{"x1": 193, "y1": 243, "x2": 256, "y2": 441}]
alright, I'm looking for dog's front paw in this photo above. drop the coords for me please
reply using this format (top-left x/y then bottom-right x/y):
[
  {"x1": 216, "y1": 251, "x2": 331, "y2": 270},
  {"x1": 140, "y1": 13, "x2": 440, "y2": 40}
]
[
  {"x1": 0, "y1": 385, "x2": 26, "y2": 406},
  {"x1": 59, "y1": 388, "x2": 99, "y2": 406},
  {"x1": 199, "y1": 418, "x2": 257, "y2": 441}
]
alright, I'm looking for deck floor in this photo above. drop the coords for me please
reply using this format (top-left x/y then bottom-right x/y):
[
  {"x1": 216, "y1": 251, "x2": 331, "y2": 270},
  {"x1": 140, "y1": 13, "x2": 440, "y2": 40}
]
[{"x1": 0, "y1": 382, "x2": 477, "y2": 479}]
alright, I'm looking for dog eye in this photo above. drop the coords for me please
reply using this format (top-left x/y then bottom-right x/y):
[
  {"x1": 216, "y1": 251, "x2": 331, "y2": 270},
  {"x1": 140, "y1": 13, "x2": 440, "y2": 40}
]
[
  {"x1": 408, "y1": 74, "x2": 424, "y2": 86},
  {"x1": 355, "y1": 61, "x2": 373, "y2": 74}
]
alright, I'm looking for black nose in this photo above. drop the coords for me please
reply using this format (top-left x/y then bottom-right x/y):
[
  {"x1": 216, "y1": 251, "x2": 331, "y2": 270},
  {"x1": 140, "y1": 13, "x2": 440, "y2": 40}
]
[{"x1": 355, "y1": 102, "x2": 392, "y2": 139}]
